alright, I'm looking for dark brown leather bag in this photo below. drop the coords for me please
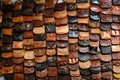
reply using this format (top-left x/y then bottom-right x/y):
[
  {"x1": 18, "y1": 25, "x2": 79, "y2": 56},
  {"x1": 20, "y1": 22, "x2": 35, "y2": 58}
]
[
  {"x1": 48, "y1": 67, "x2": 57, "y2": 76},
  {"x1": 14, "y1": 64, "x2": 23, "y2": 73},
  {"x1": 34, "y1": 48, "x2": 46, "y2": 57},
  {"x1": 46, "y1": 33, "x2": 56, "y2": 41},
  {"x1": 55, "y1": 17, "x2": 68, "y2": 26},
  {"x1": 45, "y1": 0, "x2": 54, "y2": 8}
]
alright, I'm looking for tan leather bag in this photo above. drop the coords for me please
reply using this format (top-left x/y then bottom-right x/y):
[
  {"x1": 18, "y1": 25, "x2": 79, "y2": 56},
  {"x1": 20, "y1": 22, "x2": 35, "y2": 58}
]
[
  {"x1": 56, "y1": 24, "x2": 69, "y2": 34},
  {"x1": 70, "y1": 69, "x2": 80, "y2": 77},
  {"x1": 12, "y1": 16, "x2": 23, "y2": 22},
  {"x1": 79, "y1": 60, "x2": 91, "y2": 69},
  {"x1": 67, "y1": 10, "x2": 77, "y2": 16},
  {"x1": 33, "y1": 25, "x2": 45, "y2": 34},
  {"x1": 13, "y1": 41, "x2": 23, "y2": 49},
  {"x1": 2, "y1": 66, "x2": 13, "y2": 74},
  {"x1": 112, "y1": 45, "x2": 120, "y2": 52},
  {"x1": 79, "y1": 32, "x2": 89, "y2": 41},
  {"x1": 46, "y1": 49, "x2": 56, "y2": 56},
  {"x1": 44, "y1": 17, "x2": 55, "y2": 24},
  {"x1": 78, "y1": 17, "x2": 89, "y2": 24},
  {"x1": 55, "y1": 10, "x2": 67, "y2": 18},
  {"x1": 24, "y1": 51, "x2": 35, "y2": 59},
  {"x1": 101, "y1": 31, "x2": 111, "y2": 39},
  {"x1": 23, "y1": 39, "x2": 34, "y2": 46},
  {"x1": 33, "y1": 13, "x2": 43, "y2": 21},
  {"x1": 34, "y1": 41, "x2": 46, "y2": 48},
  {"x1": 57, "y1": 47, "x2": 69, "y2": 55},
  {"x1": 13, "y1": 50, "x2": 25, "y2": 58},
  {"x1": 34, "y1": 0, "x2": 45, "y2": 4},
  {"x1": 76, "y1": 0, "x2": 90, "y2": 9},
  {"x1": 35, "y1": 55, "x2": 47, "y2": 63},
  {"x1": 2, "y1": 28, "x2": 12, "y2": 35},
  {"x1": 2, "y1": 52, "x2": 13, "y2": 58}
]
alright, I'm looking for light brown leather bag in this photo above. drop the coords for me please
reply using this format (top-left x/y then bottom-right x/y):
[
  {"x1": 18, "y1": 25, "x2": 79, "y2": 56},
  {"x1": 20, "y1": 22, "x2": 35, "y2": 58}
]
[
  {"x1": 33, "y1": 25, "x2": 45, "y2": 35},
  {"x1": 55, "y1": 10, "x2": 67, "y2": 18},
  {"x1": 79, "y1": 32, "x2": 89, "y2": 41},
  {"x1": 76, "y1": 0, "x2": 90, "y2": 9},
  {"x1": 56, "y1": 24, "x2": 69, "y2": 34},
  {"x1": 57, "y1": 47, "x2": 69, "y2": 55},
  {"x1": 13, "y1": 50, "x2": 25, "y2": 58},
  {"x1": 24, "y1": 51, "x2": 35, "y2": 60}
]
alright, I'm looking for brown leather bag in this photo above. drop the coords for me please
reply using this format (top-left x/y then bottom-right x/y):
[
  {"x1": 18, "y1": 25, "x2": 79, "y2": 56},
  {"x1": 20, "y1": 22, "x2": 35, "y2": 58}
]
[
  {"x1": 46, "y1": 33, "x2": 56, "y2": 41},
  {"x1": 34, "y1": 41, "x2": 46, "y2": 48},
  {"x1": 44, "y1": 17, "x2": 55, "y2": 24},
  {"x1": 23, "y1": 39, "x2": 34, "y2": 46},
  {"x1": 48, "y1": 67, "x2": 57, "y2": 76},
  {"x1": 2, "y1": 66, "x2": 13, "y2": 74},
  {"x1": 2, "y1": 52, "x2": 12, "y2": 58},
  {"x1": 2, "y1": 28, "x2": 12, "y2": 35},
  {"x1": 13, "y1": 57, "x2": 24, "y2": 64},
  {"x1": 12, "y1": 16, "x2": 23, "y2": 22},
  {"x1": 112, "y1": 6, "x2": 120, "y2": 15},
  {"x1": 112, "y1": 45, "x2": 120, "y2": 52},
  {"x1": 23, "y1": 31, "x2": 33, "y2": 39},
  {"x1": 55, "y1": 17, "x2": 68, "y2": 26},
  {"x1": 55, "y1": 10, "x2": 67, "y2": 18},
  {"x1": 79, "y1": 32, "x2": 89, "y2": 41},
  {"x1": 56, "y1": 24, "x2": 69, "y2": 34},
  {"x1": 76, "y1": 0, "x2": 90, "y2": 9},
  {"x1": 36, "y1": 68, "x2": 47, "y2": 78},
  {"x1": 34, "y1": 0, "x2": 45, "y2": 4},
  {"x1": 24, "y1": 51, "x2": 35, "y2": 60},
  {"x1": 35, "y1": 55, "x2": 47, "y2": 63},
  {"x1": 78, "y1": 17, "x2": 89, "y2": 24},
  {"x1": 79, "y1": 60, "x2": 91, "y2": 69},
  {"x1": 45, "y1": 0, "x2": 54, "y2": 8},
  {"x1": 46, "y1": 49, "x2": 56, "y2": 56},
  {"x1": 23, "y1": 16, "x2": 33, "y2": 22},
  {"x1": 13, "y1": 50, "x2": 25, "y2": 58},
  {"x1": 14, "y1": 73, "x2": 24, "y2": 80},
  {"x1": 33, "y1": 26, "x2": 45, "y2": 35},
  {"x1": 24, "y1": 66, "x2": 35, "y2": 74},
  {"x1": 24, "y1": 59, "x2": 35, "y2": 67},
  {"x1": 13, "y1": 41, "x2": 23, "y2": 49},
  {"x1": 14, "y1": 64, "x2": 23, "y2": 73},
  {"x1": 34, "y1": 48, "x2": 46, "y2": 57},
  {"x1": 57, "y1": 47, "x2": 69, "y2": 55}
]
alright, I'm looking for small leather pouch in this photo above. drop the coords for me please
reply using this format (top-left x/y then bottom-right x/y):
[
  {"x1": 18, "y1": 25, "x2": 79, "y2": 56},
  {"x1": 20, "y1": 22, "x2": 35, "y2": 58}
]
[
  {"x1": 45, "y1": 0, "x2": 54, "y2": 8},
  {"x1": 23, "y1": 31, "x2": 33, "y2": 39},
  {"x1": 33, "y1": 26, "x2": 45, "y2": 35},
  {"x1": 76, "y1": 0, "x2": 90, "y2": 9},
  {"x1": 100, "y1": 0, "x2": 112, "y2": 8},
  {"x1": 57, "y1": 41, "x2": 68, "y2": 48},
  {"x1": 24, "y1": 66, "x2": 35, "y2": 74},
  {"x1": 112, "y1": 6, "x2": 120, "y2": 15},
  {"x1": 13, "y1": 41, "x2": 23, "y2": 49},
  {"x1": 113, "y1": 0, "x2": 120, "y2": 5},
  {"x1": 24, "y1": 51, "x2": 35, "y2": 60},
  {"x1": 14, "y1": 64, "x2": 23, "y2": 73},
  {"x1": 56, "y1": 17, "x2": 68, "y2": 26},
  {"x1": 57, "y1": 56, "x2": 69, "y2": 66},
  {"x1": 47, "y1": 56, "x2": 57, "y2": 66},
  {"x1": 35, "y1": 62, "x2": 46, "y2": 71},
  {"x1": 44, "y1": 8, "x2": 54, "y2": 18},
  {"x1": 55, "y1": 10, "x2": 67, "y2": 18},
  {"x1": 46, "y1": 49, "x2": 56, "y2": 56},
  {"x1": 78, "y1": 17, "x2": 89, "y2": 24},
  {"x1": 112, "y1": 52, "x2": 120, "y2": 60},
  {"x1": 78, "y1": 53, "x2": 90, "y2": 62},
  {"x1": 101, "y1": 61, "x2": 112, "y2": 72},
  {"x1": 13, "y1": 57, "x2": 24, "y2": 64},
  {"x1": 2, "y1": 28, "x2": 12, "y2": 35},
  {"x1": 46, "y1": 33, "x2": 56, "y2": 41},
  {"x1": 2, "y1": 58, "x2": 13, "y2": 66},
  {"x1": 13, "y1": 50, "x2": 25, "y2": 58},
  {"x1": 1, "y1": 44, "x2": 13, "y2": 52},
  {"x1": 34, "y1": 48, "x2": 46, "y2": 57},
  {"x1": 55, "y1": 1, "x2": 66, "y2": 11},
  {"x1": 33, "y1": 20, "x2": 44, "y2": 27},
  {"x1": 77, "y1": 9, "x2": 89, "y2": 18},
  {"x1": 23, "y1": 39, "x2": 34, "y2": 46},
  {"x1": 34, "y1": 41, "x2": 46, "y2": 48},
  {"x1": 35, "y1": 55, "x2": 47, "y2": 63},
  {"x1": 56, "y1": 33, "x2": 68, "y2": 41},
  {"x1": 2, "y1": 35, "x2": 12, "y2": 43},
  {"x1": 48, "y1": 67, "x2": 57, "y2": 76},
  {"x1": 100, "y1": 53, "x2": 112, "y2": 62},
  {"x1": 45, "y1": 24, "x2": 56, "y2": 33},
  {"x1": 36, "y1": 68, "x2": 47, "y2": 78},
  {"x1": 78, "y1": 24, "x2": 90, "y2": 31},
  {"x1": 100, "y1": 23, "x2": 111, "y2": 31},
  {"x1": 67, "y1": 3, "x2": 76, "y2": 11},
  {"x1": 2, "y1": 52, "x2": 12, "y2": 58},
  {"x1": 24, "y1": 59, "x2": 35, "y2": 67},
  {"x1": 33, "y1": 4, "x2": 45, "y2": 14},
  {"x1": 2, "y1": 66, "x2": 13, "y2": 74},
  {"x1": 58, "y1": 65, "x2": 69, "y2": 74},
  {"x1": 79, "y1": 60, "x2": 91, "y2": 69},
  {"x1": 100, "y1": 39, "x2": 111, "y2": 46},
  {"x1": 112, "y1": 45, "x2": 120, "y2": 52},
  {"x1": 56, "y1": 24, "x2": 69, "y2": 34},
  {"x1": 101, "y1": 71, "x2": 112, "y2": 79},
  {"x1": 12, "y1": 16, "x2": 23, "y2": 23},
  {"x1": 79, "y1": 32, "x2": 89, "y2": 41},
  {"x1": 44, "y1": 17, "x2": 55, "y2": 24},
  {"x1": 101, "y1": 31, "x2": 111, "y2": 39},
  {"x1": 57, "y1": 47, "x2": 69, "y2": 55},
  {"x1": 46, "y1": 41, "x2": 56, "y2": 49},
  {"x1": 14, "y1": 73, "x2": 24, "y2": 80},
  {"x1": 100, "y1": 46, "x2": 112, "y2": 54}
]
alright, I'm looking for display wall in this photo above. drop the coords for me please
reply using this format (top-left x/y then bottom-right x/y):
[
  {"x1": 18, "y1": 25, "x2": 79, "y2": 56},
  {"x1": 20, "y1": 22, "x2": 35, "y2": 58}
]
[{"x1": 0, "y1": 0, "x2": 120, "y2": 80}]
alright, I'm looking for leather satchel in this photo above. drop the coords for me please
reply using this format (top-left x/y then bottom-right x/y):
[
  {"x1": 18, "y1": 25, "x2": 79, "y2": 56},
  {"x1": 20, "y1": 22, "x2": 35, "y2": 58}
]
[
  {"x1": 113, "y1": 65, "x2": 120, "y2": 73},
  {"x1": 69, "y1": 43, "x2": 78, "y2": 51},
  {"x1": 90, "y1": 13, "x2": 100, "y2": 21},
  {"x1": 13, "y1": 50, "x2": 25, "y2": 58},
  {"x1": 79, "y1": 46, "x2": 89, "y2": 53},
  {"x1": 57, "y1": 47, "x2": 69, "y2": 55},
  {"x1": 57, "y1": 41, "x2": 68, "y2": 48},
  {"x1": 78, "y1": 17, "x2": 89, "y2": 24},
  {"x1": 67, "y1": 3, "x2": 76, "y2": 11},
  {"x1": 14, "y1": 64, "x2": 23, "y2": 73},
  {"x1": 34, "y1": 48, "x2": 46, "y2": 57},
  {"x1": 35, "y1": 62, "x2": 47, "y2": 71},
  {"x1": 69, "y1": 50, "x2": 78, "y2": 58},
  {"x1": 79, "y1": 32, "x2": 89, "y2": 41},
  {"x1": 2, "y1": 66, "x2": 13, "y2": 74},
  {"x1": 13, "y1": 57, "x2": 24, "y2": 64},
  {"x1": 113, "y1": 0, "x2": 120, "y2": 5},
  {"x1": 55, "y1": 17, "x2": 68, "y2": 26},
  {"x1": 89, "y1": 20, "x2": 100, "y2": 28},
  {"x1": 69, "y1": 24, "x2": 78, "y2": 30},
  {"x1": 12, "y1": 11, "x2": 22, "y2": 17},
  {"x1": 2, "y1": 52, "x2": 12, "y2": 58},
  {"x1": 45, "y1": 0, "x2": 54, "y2": 8},
  {"x1": 111, "y1": 23, "x2": 120, "y2": 30},
  {"x1": 68, "y1": 16, "x2": 77, "y2": 24},
  {"x1": 91, "y1": 28, "x2": 101, "y2": 34},
  {"x1": 22, "y1": 8, "x2": 33, "y2": 16},
  {"x1": 2, "y1": 28, "x2": 12, "y2": 35},
  {"x1": 89, "y1": 47, "x2": 98, "y2": 54},
  {"x1": 46, "y1": 33, "x2": 56, "y2": 41},
  {"x1": 34, "y1": 0, "x2": 45, "y2": 4},
  {"x1": 3, "y1": 12, "x2": 12, "y2": 19},
  {"x1": 112, "y1": 45, "x2": 120, "y2": 52},
  {"x1": 111, "y1": 30, "x2": 120, "y2": 36},
  {"x1": 44, "y1": 17, "x2": 55, "y2": 24},
  {"x1": 79, "y1": 60, "x2": 91, "y2": 69},
  {"x1": 33, "y1": 4, "x2": 45, "y2": 14},
  {"x1": 56, "y1": 24, "x2": 69, "y2": 34},
  {"x1": 34, "y1": 41, "x2": 46, "y2": 48},
  {"x1": 1, "y1": 44, "x2": 13, "y2": 52},
  {"x1": 79, "y1": 40, "x2": 90, "y2": 46},
  {"x1": 101, "y1": 61, "x2": 112, "y2": 72},
  {"x1": 24, "y1": 66, "x2": 35, "y2": 74},
  {"x1": 69, "y1": 58, "x2": 78, "y2": 64},
  {"x1": 77, "y1": 9, "x2": 89, "y2": 18},
  {"x1": 23, "y1": 31, "x2": 33, "y2": 39},
  {"x1": 2, "y1": 58, "x2": 13, "y2": 67},
  {"x1": 67, "y1": 10, "x2": 77, "y2": 16},
  {"x1": 44, "y1": 8, "x2": 54, "y2": 18},
  {"x1": 100, "y1": 53, "x2": 112, "y2": 62},
  {"x1": 36, "y1": 68, "x2": 47, "y2": 78},
  {"x1": 33, "y1": 20, "x2": 44, "y2": 27},
  {"x1": 69, "y1": 30, "x2": 78, "y2": 38},
  {"x1": 35, "y1": 55, "x2": 47, "y2": 63},
  {"x1": 101, "y1": 71, "x2": 112, "y2": 79},
  {"x1": 2, "y1": 35, "x2": 13, "y2": 43},
  {"x1": 45, "y1": 24, "x2": 56, "y2": 33},
  {"x1": 100, "y1": 13, "x2": 112, "y2": 23},
  {"x1": 34, "y1": 34, "x2": 46, "y2": 41},
  {"x1": 23, "y1": 39, "x2": 34, "y2": 46},
  {"x1": 100, "y1": 0, "x2": 112, "y2": 8},
  {"x1": 70, "y1": 69, "x2": 80, "y2": 77},
  {"x1": 47, "y1": 41, "x2": 56, "y2": 49},
  {"x1": 55, "y1": 10, "x2": 67, "y2": 18},
  {"x1": 69, "y1": 63, "x2": 79, "y2": 71},
  {"x1": 24, "y1": 73, "x2": 35, "y2": 80},
  {"x1": 90, "y1": 6, "x2": 101, "y2": 13},
  {"x1": 76, "y1": 0, "x2": 90, "y2": 9},
  {"x1": 91, "y1": 60, "x2": 101, "y2": 68},
  {"x1": 58, "y1": 65, "x2": 69, "y2": 74},
  {"x1": 78, "y1": 53, "x2": 90, "y2": 62},
  {"x1": 23, "y1": 16, "x2": 33, "y2": 22},
  {"x1": 46, "y1": 49, "x2": 56, "y2": 56}
]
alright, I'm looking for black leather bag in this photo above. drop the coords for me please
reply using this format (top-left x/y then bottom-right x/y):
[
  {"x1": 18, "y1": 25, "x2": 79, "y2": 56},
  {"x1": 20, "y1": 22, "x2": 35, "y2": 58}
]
[
  {"x1": 13, "y1": 32, "x2": 23, "y2": 41},
  {"x1": 47, "y1": 56, "x2": 57, "y2": 67},
  {"x1": 90, "y1": 66, "x2": 101, "y2": 74},
  {"x1": 80, "y1": 68, "x2": 91, "y2": 76},
  {"x1": 113, "y1": 0, "x2": 120, "y2": 5},
  {"x1": 89, "y1": 47, "x2": 98, "y2": 54},
  {"x1": 68, "y1": 16, "x2": 78, "y2": 24},
  {"x1": 1, "y1": 44, "x2": 13, "y2": 52},
  {"x1": 2, "y1": 35, "x2": 13, "y2": 43},
  {"x1": 101, "y1": 61, "x2": 112, "y2": 72},
  {"x1": 67, "y1": 3, "x2": 76, "y2": 11},
  {"x1": 100, "y1": 46, "x2": 112, "y2": 54},
  {"x1": 35, "y1": 62, "x2": 47, "y2": 71}
]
